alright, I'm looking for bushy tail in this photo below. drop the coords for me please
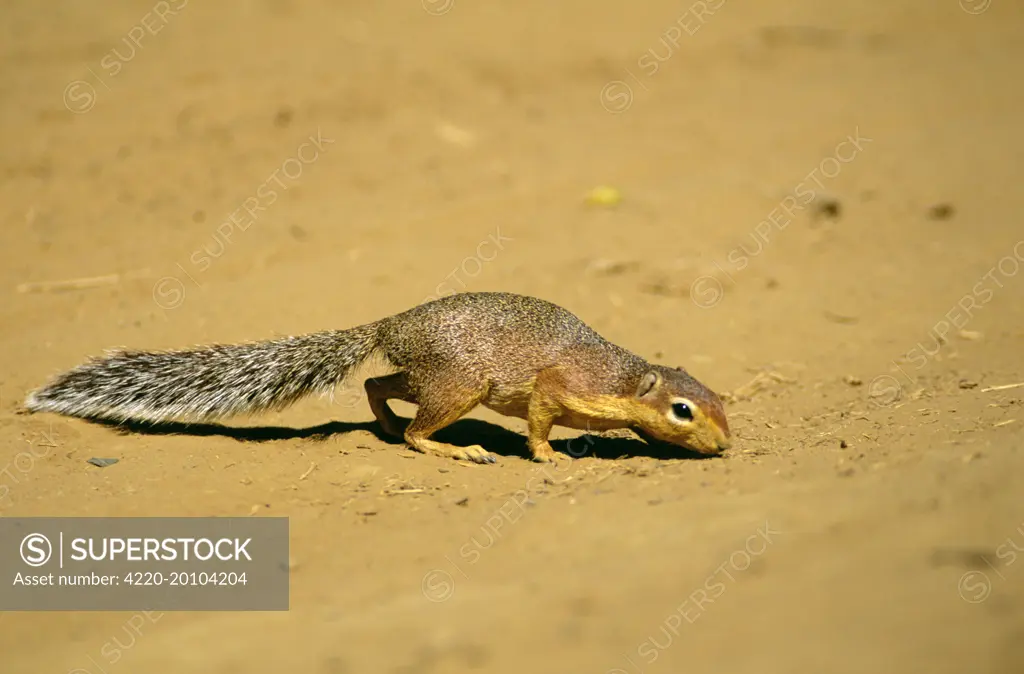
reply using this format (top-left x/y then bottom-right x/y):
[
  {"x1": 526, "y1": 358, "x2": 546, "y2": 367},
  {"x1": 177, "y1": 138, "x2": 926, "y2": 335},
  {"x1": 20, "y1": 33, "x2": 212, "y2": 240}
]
[{"x1": 23, "y1": 323, "x2": 381, "y2": 423}]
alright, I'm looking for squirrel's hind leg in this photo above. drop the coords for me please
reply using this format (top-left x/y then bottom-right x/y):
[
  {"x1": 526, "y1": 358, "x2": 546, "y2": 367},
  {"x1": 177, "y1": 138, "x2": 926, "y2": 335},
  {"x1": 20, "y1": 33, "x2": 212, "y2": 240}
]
[
  {"x1": 402, "y1": 378, "x2": 495, "y2": 465},
  {"x1": 365, "y1": 372, "x2": 415, "y2": 438}
]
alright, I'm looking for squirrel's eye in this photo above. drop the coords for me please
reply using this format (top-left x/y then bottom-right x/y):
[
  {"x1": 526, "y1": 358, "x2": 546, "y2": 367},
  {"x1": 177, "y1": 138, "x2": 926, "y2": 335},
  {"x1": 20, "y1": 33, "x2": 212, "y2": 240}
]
[{"x1": 672, "y1": 402, "x2": 693, "y2": 421}]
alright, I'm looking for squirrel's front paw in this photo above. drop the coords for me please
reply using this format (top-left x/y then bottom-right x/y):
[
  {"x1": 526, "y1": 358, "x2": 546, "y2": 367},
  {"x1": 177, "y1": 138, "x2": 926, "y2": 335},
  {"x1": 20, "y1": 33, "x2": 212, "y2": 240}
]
[{"x1": 454, "y1": 444, "x2": 497, "y2": 464}]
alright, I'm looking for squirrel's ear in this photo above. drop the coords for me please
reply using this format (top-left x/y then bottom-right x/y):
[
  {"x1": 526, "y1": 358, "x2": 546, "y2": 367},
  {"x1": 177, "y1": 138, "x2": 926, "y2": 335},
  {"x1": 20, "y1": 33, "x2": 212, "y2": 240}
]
[
  {"x1": 676, "y1": 365, "x2": 688, "y2": 373},
  {"x1": 636, "y1": 371, "x2": 662, "y2": 398}
]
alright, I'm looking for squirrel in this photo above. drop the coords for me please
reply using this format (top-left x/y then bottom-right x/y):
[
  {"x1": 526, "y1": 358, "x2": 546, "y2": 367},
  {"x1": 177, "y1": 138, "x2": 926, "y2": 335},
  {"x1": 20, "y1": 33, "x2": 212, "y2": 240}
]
[{"x1": 23, "y1": 292, "x2": 731, "y2": 464}]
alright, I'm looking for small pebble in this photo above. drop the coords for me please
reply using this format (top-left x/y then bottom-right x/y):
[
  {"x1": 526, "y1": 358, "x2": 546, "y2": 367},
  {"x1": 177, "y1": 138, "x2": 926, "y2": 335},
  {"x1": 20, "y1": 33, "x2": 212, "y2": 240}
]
[
  {"x1": 812, "y1": 197, "x2": 842, "y2": 221},
  {"x1": 926, "y1": 203, "x2": 955, "y2": 220},
  {"x1": 86, "y1": 457, "x2": 119, "y2": 468},
  {"x1": 587, "y1": 258, "x2": 638, "y2": 276},
  {"x1": 274, "y1": 107, "x2": 293, "y2": 128}
]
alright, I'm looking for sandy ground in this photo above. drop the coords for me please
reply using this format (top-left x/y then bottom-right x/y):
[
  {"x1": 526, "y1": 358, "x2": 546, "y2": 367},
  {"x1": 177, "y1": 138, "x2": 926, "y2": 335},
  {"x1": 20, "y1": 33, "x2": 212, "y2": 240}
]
[{"x1": 2, "y1": 0, "x2": 1023, "y2": 671}]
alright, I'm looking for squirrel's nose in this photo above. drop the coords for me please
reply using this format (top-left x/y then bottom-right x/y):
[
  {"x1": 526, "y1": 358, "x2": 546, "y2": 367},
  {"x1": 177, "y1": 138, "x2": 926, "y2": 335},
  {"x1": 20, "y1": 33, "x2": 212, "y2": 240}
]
[{"x1": 717, "y1": 437, "x2": 732, "y2": 451}]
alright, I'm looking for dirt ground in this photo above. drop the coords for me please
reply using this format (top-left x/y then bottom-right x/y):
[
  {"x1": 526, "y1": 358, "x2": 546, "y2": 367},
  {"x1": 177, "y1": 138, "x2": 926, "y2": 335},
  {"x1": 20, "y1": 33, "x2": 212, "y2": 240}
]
[{"x1": 2, "y1": 0, "x2": 1023, "y2": 671}]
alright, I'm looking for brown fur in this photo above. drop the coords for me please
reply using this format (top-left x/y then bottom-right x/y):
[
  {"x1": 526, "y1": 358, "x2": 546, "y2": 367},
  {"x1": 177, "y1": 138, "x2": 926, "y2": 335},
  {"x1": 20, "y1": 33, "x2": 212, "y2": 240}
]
[{"x1": 369, "y1": 293, "x2": 731, "y2": 463}]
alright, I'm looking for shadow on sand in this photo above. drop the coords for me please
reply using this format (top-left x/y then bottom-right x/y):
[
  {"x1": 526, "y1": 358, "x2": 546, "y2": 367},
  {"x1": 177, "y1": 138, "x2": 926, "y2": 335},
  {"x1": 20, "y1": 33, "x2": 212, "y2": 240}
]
[{"x1": 83, "y1": 416, "x2": 715, "y2": 461}]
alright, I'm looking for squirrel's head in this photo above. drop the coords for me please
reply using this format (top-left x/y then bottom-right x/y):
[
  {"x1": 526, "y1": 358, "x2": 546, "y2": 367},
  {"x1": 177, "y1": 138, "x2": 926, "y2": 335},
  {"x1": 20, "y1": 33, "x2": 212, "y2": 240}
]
[{"x1": 631, "y1": 365, "x2": 731, "y2": 455}]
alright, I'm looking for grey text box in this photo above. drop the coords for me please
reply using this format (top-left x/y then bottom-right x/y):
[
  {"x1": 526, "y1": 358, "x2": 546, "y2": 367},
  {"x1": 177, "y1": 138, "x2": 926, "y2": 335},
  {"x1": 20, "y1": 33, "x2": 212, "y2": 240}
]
[{"x1": 0, "y1": 517, "x2": 289, "y2": 610}]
